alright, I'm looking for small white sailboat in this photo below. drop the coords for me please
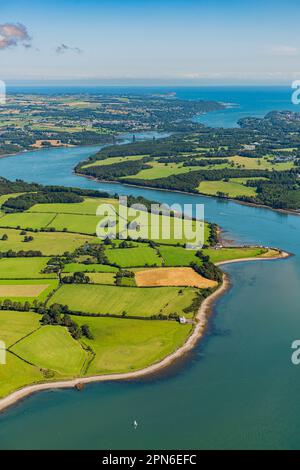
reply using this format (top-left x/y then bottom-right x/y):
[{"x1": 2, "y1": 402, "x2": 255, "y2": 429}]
[{"x1": 133, "y1": 420, "x2": 138, "y2": 429}]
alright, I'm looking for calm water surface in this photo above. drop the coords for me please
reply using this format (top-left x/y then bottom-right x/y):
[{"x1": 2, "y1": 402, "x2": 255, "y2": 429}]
[{"x1": 0, "y1": 87, "x2": 300, "y2": 449}]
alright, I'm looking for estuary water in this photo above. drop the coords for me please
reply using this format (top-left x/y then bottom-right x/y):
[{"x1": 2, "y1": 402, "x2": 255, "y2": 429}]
[{"x1": 0, "y1": 86, "x2": 300, "y2": 449}]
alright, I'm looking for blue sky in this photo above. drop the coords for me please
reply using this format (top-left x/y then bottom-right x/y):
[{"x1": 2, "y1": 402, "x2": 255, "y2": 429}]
[{"x1": 1, "y1": 0, "x2": 300, "y2": 84}]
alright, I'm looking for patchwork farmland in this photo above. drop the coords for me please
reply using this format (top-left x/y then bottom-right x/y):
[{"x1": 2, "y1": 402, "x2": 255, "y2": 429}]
[{"x1": 0, "y1": 189, "x2": 282, "y2": 399}]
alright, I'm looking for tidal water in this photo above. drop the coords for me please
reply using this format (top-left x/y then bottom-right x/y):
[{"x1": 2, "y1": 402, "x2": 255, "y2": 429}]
[{"x1": 0, "y1": 86, "x2": 300, "y2": 449}]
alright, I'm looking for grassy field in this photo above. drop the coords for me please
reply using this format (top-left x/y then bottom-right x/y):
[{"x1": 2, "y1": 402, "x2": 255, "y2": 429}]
[
  {"x1": 48, "y1": 213, "x2": 105, "y2": 235},
  {"x1": 83, "y1": 155, "x2": 145, "y2": 169},
  {"x1": 159, "y1": 245, "x2": 199, "y2": 266},
  {"x1": 0, "y1": 257, "x2": 54, "y2": 279},
  {"x1": 0, "y1": 352, "x2": 43, "y2": 398},
  {"x1": 0, "y1": 279, "x2": 59, "y2": 302},
  {"x1": 203, "y1": 246, "x2": 270, "y2": 263},
  {"x1": 0, "y1": 212, "x2": 55, "y2": 230},
  {"x1": 228, "y1": 155, "x2": 294, "y2": 170},
  {"x1": 125, "y1": 161, "x2": 199, "y2": 180},
  {"x1": 125, "y1": 212, "x2": 209, "y2": 246},
  {"x1": 50, "y1": 284, "x2": 197, "y2": 317},
  {"x1": 105, "y1": 245, "x2": 162, "y2": 267},
  {"x1": 29, "y1": 197, "x2": 118, "y2": 215},
  {"x1": 0, "y1": 228, "x2": 97, "y2": 255},
  {"x1": 12, "y1": 326, "x2": 87, "y2": 376},
  {"x1": 0, "y1": 310, "x2": 40, "y2": 347},
  {"x1": 75, "y1": 316, "x2": 192, "y2": 374},
  {"x1": 198, "y1": 180, "x2": 257, "y2": 198},
  {"x1": 63, "y1": 262, "x2": 118, "y2": 273},
  {"x1": 82, "y1": 272, "x2": 116, "y2": 284}
]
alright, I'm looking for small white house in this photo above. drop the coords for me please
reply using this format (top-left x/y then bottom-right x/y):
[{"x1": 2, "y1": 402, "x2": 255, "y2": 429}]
[{"x1": 179, "y1": 316, "x2": 187, "y2": 324}]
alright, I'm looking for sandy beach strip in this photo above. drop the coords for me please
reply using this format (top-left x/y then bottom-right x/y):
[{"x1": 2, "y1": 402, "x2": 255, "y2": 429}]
[{"x1": 0, "y1": 248, "x2": 291, "y2": 414}]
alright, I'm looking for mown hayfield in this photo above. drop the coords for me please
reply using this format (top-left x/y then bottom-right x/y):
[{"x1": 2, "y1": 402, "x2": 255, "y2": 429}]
[
  {"x1": 198, "y1": 180, "x2": 257, "y2": 198},
  {"x1": 63, "y1": 263, "x2": 118, "y2": 273},
  {"x1": 48, "y1": 213, "x2": 110, "y2": 235},
  {"x1": 29, "y1": 197, "x2": 118, "y2": 215},
  {"x1": 135, "y1": 267, "x2": 217, "y2": 288},
  {"x1": 87, "y1": 272, "x2": 116, "y2": 284},
  {"x1": 0, "y1": 212, "x2": 55, "y2": 230},
  {"x1": 0, "y1": 279, "x2": 59, "y2": 302},
  {"x1": 126, "y1": 212, "x2": 209, "y2": 247},
  {"x1": 50, "y1": 284, "x2": 197, "y2": 317},
  {"x1": 75, "y1": 316, "x2": 192, "y2": 374},
  {"x1": 0, "y1": 284, "x2": 48, "y2": 297},
  {"x1": 105, "y1": 245, "x2": 162, "y2": 267},
  {"x1": 12, "y1": 326, "x2": 87, "y2": 376},
  {"x1": 0, "y1": 257, "x2": 54, "y2": 279},
  {"x1": 159, "y1": 245, "x2": 199, "y2": 266},
  {"x1": 0, "y1": 351, "x2": 43, "y2": 398},
  {"x1": 0, "y1": 227, "x2": 96, "y2": 255},
  {"x1": 0, "y1": 310, "x2": 40, "y2": 347}
]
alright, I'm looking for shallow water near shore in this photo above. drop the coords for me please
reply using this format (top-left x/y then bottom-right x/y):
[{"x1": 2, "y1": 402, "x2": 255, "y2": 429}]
[{"x1": 1, "y1": 86, "x2": 300, "y2": 449}]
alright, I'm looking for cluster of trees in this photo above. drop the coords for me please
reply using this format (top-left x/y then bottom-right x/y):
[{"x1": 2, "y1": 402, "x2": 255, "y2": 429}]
[
  {"x1": 41, "y1": 304, "x2": 93, "y2": 340},
  {"x1": 115, "y1": 270, "x2": 134, "y2": 286},
  {"x1": 207, "y1": 223, "x2": 219, "y2": 247},
  {"x1": 0, "y1": 178, "x2": 41, "y2": 197},
  {"x1": 62, "y1": 272, "x2": 91, "y2": 284},
  {"x1": 77, "y1": 158, "x2": 151, "y2": 180},
  {"x1": 191, "y1": 253, "x2": 223, "y2": 283},
  {"x1": 183, "y1": 288, "x2": 214, "y2": 315},
  {"x1": 0, "y1": 249, "x2": 43, "y2": 258},
  {"x1": 0, "y1": 299, "x2": 32, "y2": 311}
]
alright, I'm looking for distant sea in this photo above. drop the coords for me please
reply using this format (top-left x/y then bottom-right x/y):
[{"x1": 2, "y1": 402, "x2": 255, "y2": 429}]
[{"x1": 6, "y1": 84, "x2": 300, "y2": 128}]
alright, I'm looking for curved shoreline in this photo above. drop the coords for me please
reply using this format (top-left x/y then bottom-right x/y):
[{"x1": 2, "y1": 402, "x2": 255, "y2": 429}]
[
  {"x1": 0, "y1": 249, "x2": 291, "y2": 414},
  {"x1": 74, "y1": 170, "x2": 300, "y2": 217}
]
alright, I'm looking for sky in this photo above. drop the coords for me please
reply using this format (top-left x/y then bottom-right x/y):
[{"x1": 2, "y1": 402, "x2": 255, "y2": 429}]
[{"x1": 1, "y1": 0, "x2": 300, "y2": 84}]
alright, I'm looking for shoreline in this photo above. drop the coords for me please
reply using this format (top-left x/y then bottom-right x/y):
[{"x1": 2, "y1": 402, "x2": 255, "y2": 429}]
[
  {"x1": 75, "y1": 171, "x2": 300, "y2": 218},
  {"x1": 0, "y1": 248, "x2": 290, "y2": 414}
]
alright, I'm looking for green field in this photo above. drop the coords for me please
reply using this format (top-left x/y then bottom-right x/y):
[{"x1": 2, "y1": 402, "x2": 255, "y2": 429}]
[
  {"x1": 228, "y1": 155, "x2": 294, "y2": 170},
  {"x1": 0, "y1": 310, "x2": 40, "y2": 346},
  {"x1": 0, "y1": 212, "x2": 55, "y2": 230},
  {"x1": 12, "y1": 326, "x2": 87, "y2": 376},
  {"x1": 63, "y1": 263, "x2": 118, "y2": 273},
  {"x1": 199, "y1": 180, "x2": 257, "y2": 198},
  {"x1": 83, "y1": 155, "x2": 145, "y2": 169},
  {"x1": 75, "y1": 315, "x2": 192, "y2": 374},
  {"x1": 0, "y1": 352, "x2": 43, "y2": 398},
  {"x1": 81, "y1": 272, "x2": 116, "y2": 285},
  {"x1": 105, "y1": 245, "x2": 162, "y2": 267},
  {"x1": 0, "y1": 227, "x2": 97, "y2": 255},
  {"x1": 50, "y1": 284, "x2": 197, "y2": 317},
  {"x1": 48, "y1": 213, "x2": 105, "y2": 235},
  {"x1": 29, "y1": 197, "x2": 118, "y2": 215},
  {"x1": 159, "y1": 245, "x2": 199, "y2": 266},
  {"x1": 203, "y1": 246, "x2": 268, "y2": 263},
  {"x1": 125, "y1": 161, "x2": 199, "y2": 180},
  {"x1": 0, "y1": 257, "x2": 54, "y2": 279}
]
